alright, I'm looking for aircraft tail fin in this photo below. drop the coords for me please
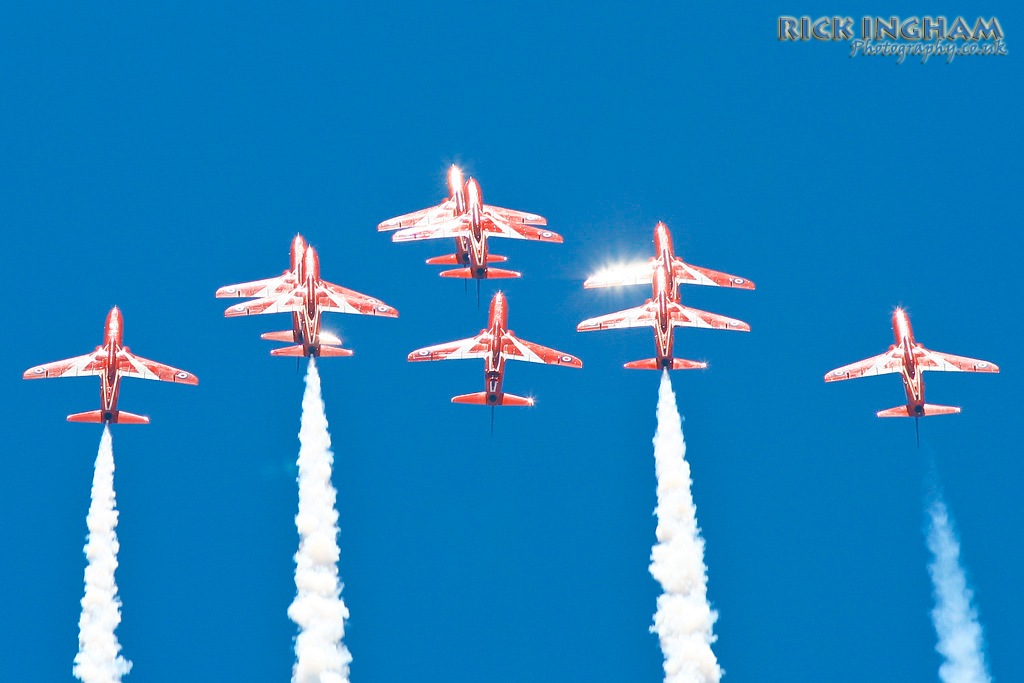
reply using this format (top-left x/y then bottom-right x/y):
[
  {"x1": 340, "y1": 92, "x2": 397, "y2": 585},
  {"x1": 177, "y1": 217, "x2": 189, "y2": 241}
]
[
  {"x1": 261, "y1": 330, "x2": 298, "y2": 343},
  {"x1": 427, "y1": 253, "x2": 507, "y2": 265},
  {"x1": 876, "y1": 404, "x2": 961, "y2": 418},
  {"x1": 624, "y1": 357, "x2": 707, "y2": 370},
  {"x1": 67, "y1": 409, "x2": 149, "y2": 425},
  {"x1": 451, "y1": 391, "x2": 533, "y2": 407},
  {"x1": 439, "y1": 267, "x2": 521, "y2": 279}
]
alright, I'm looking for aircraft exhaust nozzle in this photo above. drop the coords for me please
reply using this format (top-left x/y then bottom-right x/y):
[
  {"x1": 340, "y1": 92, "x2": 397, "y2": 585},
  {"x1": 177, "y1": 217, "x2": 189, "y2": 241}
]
[
  {"x1": 67, "y1": 409, "x2": 150, "y2": 424},
  {"x1": 451, "y1": 391, "x2": 533, "y2": 407},
  {"x1": 426, "y1": 253, "x2": 508, "y2": 265},
  {"x1": 624, "y1": 358, "x2": 707, "y2": 371},
  {"x1": 439, "y1": 267, "x2": 521, "y2": 280},
  {"x1": 877, "y1": 404, "x2": 961, "y2": 418}
]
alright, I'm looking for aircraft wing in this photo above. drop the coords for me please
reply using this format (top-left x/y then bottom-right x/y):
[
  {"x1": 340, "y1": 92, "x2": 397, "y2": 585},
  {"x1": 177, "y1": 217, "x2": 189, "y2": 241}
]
[
  {"x1": 824, "y1": 348, "x2": 902, "y2": 382},
  {"x1": 317, "y1": 281, "x2": 399, "y2": 317},
  {"x1": 583, "y1": 261, "x2": 656, "y2": 289},
  {"x1": 224, "y1": 291, "x2": 303, "y2": 317},
  {"x1": 673, "y1": 260, "x2": 755, "y2": 289},
  {"x1": 23, "y1": 350, "x2": 107, "y2": 379},
  {"x1": 117, "y1": 350, "x2": 199, "y2": 384},
  {"x1": 408, "y1": 333, "x2": 493, "y2": 361},
  {"x1": 392, "y1": 216, "x2": 473, "y2": 242},
  {"x1": 482, "y1": 204, "x2": 546, "y2": 226},
  {"x1": 481, "y1": 215, "x2": 562, "y2": 242},
  {"x1": 577, "y1": 302, "x2": 658, "y2": 331},
  {"x1": 914, "y1": 346, "x2": 1000, "y2": 373},
  {"x1": 666, "y1": 303, "x2": 751, "y2": 331},
  {"x1": 500, "y1": 334, "x2": 582, "y2": 367},
  {"x1": 377, "y1": 199, "x2": 457, "y2": 231},
  {"x1": 215, "y1": 272, "x2": 295, "y2": 298}
]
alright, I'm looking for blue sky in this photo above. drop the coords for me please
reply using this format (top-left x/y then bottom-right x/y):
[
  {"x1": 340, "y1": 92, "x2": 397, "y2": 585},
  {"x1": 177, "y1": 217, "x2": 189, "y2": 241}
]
[{"x1": 2, "y1": 2, "x2": 1021, "y2": 681}]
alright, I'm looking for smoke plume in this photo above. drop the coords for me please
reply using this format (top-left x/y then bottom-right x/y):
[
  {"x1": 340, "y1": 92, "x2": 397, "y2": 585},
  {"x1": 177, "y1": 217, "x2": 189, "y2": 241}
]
[
  {"x1": 73, "y1": 426, "x2": 132, "y2": 683},
  {"x1": 288, "y1": 359, "x2": 352, "y2": 683},
  {"x1": 926, "y1": 492, "x2": 991, "y2": 683},
  {"x1": 649, "y1": 370, "x2": 721, "y2": 683}
]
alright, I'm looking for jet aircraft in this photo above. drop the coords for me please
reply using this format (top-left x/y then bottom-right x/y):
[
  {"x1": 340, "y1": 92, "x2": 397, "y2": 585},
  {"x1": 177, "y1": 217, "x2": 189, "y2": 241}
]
[
  {"x1": 217, "y1": 234, "x2": 398, "y2": 357},
  {"x1": 825, "y1": 307, "x2": 998, "y2": 435},
  {"x1": 378, "y1": 165, "x2": 560, "y2": 289},
  {"x1": 578, "y1": 222, "x2": 753, "y2": 369},
  {"x1": 408, "y1": 292, "x2": 581, "y2": 422},
  {"x1": 22, "y1": 306, "x2": 198, "y2": 424}
]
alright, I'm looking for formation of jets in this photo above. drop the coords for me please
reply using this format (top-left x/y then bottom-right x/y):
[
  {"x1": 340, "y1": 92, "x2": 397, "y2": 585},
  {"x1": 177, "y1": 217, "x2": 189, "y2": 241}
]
[
  {"x1": 578, "y1": 222, "x2": 753, "y2": 370},
  {"x1": 21, "y1": 163, "x2": 1000, "y2": 431},
  {"x1": 216, "y1": 234, "x2": 398, "y2": 358}
]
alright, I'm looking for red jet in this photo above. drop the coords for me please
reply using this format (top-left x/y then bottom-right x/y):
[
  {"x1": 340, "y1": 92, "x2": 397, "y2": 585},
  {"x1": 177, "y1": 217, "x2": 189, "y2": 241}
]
[
  {"x1": 217, "y1": 234, "x2": 398, "y2": 357},
  {"x1": 578, "y1": 222, "x2": 753, "y2": 369},
  {"x1": 378, "y1": 165, "x2": 561, "y2": 283},
  {"x1": 825, "y1": 307, "x2": 999, "y2": 428},
  {"x1": 408, "y1": 292, "x2": 581, "y2": 413},
  {"x1": 22, "y1": 306, "x2": 198, "y2": 424}
]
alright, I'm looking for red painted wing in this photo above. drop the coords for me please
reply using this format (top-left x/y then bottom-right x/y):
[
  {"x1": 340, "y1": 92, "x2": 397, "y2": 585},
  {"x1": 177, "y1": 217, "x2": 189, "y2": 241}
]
[
  {"x1": 577, "y1": 303, "x2": 658, "y2": 331},
  {"x1": 481, "y1": 216, "x2": 562, "y2": 243},
  {"x1": 224, "y1": 292, "x2": 303, "y2": 317},
  {"x1": 673, "y1": 260, "x2": 755, "y2": 289},
  {"x1": 378, "y1": 199, "x2": 458, "y2": 231},
  {"x1": 317, "y1": 281, "x2": 398, "y2": 317},
  {"x1": 408, "y1": 333, "x2": 492, "y2": 361},
  {"x1": 215, "y1": 272, "x2": 295, "y2": 298},
  {"x1": 825, "y1": 348, "x2": 902, "y2": 382},
  {"x1": 117, "y1": 350, "x2": 199, "y2": 384},
  {"x1": 914, "y1": 346, "x2": 999, "y2": 373},
  {"x1": 668, "y1": 303, "x2": 750, "y2": 331},
  {"x1": 500, "y1": 334, "x2": 582, "y2": 367},
  {"x1": 483, "y1": 204, "x2": 547, "y2": 226},
  {"x1": 23, "y1": 350, "x2": 107, "y2": 379},
  {"x1": 392, "y1": 216, "x2": 472, "y2": 242}
]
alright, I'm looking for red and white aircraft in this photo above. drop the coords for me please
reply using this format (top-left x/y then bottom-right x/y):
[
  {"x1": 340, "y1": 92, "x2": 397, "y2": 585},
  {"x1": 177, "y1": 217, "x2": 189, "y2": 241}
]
[
  {"x1": 216, "y1": 234, "x2": 398, "y2": 357},
  {"x1": 22, "y1": 306, "x2": 198, "y2": 424},
  {"x1": 378, "y1": 165, "x2": 560, "y2": 281},
  {"x1": 578, "y1": 222, "x2": 753, "y2": 370},
  {"x1": 408, "y1": 291, "x2": 581, "y2": 410},
  {"x1": 825, "y1": 307, "x2": 999, "y2": 424}
]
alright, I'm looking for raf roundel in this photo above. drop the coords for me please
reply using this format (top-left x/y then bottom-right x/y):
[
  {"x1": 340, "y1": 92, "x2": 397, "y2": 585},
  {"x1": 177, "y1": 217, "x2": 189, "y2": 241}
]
[
  {"x1": 560, "y1": 355, "x2": 572, "y2": 363},
  {"x1": 418, "y1": 350, "x2": 430, "y2": 357},
  {"x1": 834, "y1": 369, "x2": 847, "y2": 376},
  {"x1": 541, "y1": 231, "x2": 553, "y2": 238},
  {"x1": 176, "y1": 371, "x2": 189, "y2": 379},
  {"x1": 376, "y1": 305, "x2": 389, "y2": 313},
  {"x1": 234, "y1": 304, "x2": 246, "y2": 312},
  {"x1": 33, "y1": 367, "x2": 44, "y2": 375},
  {"x1": 224, "y1": 286, "x2": 236, "y2": 294},
  {"x1": 977, "y1": 362, "x2": 989, "y2": 369},
  {"x1": 733, "y1": 278, "x2": 745, "y2": 285}
]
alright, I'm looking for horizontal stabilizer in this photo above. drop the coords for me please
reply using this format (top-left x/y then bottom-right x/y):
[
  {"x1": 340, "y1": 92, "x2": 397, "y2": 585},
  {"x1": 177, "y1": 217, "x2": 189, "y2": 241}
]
[
  {"x1": 876, "y1": 404, "x2": 961, "y2": 418},
  {"x1": 67, "y1": 409, "x2": 150, "y2": 425},
  {"x1": 439, "y1": 267, "x2": 522, "y2": 279},
  {"x1": 260, "y1": 330, "x2": 298, "y2": 343},
  {"x1": 426, "y1": 253, "x2": 508, "y2": 265},
  {"x1": 317, "y1": 345, "x2": 355, "y2": 358},
  {"x1": 451, "y1": 391, "x2": 534, "y2": 407},
  {"x1": 624, "y1": 358, "x2": 707, "y2": 370}
]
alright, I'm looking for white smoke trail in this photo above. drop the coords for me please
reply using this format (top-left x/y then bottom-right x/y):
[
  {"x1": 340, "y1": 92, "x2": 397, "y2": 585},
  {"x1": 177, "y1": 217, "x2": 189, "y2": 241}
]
[
  {"x1": 649, "y1": 370, "x2": 721, "y2": 683},
  {"x1": 288, "y1": 359, "x2": 352, "y2": 683},
  {"x1": 73, "y1": 426, "x2": 132, "y2": 683},
  {"x1": 926, "y1": 493, "x2": 991, "y2": 683}
]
